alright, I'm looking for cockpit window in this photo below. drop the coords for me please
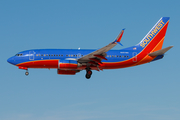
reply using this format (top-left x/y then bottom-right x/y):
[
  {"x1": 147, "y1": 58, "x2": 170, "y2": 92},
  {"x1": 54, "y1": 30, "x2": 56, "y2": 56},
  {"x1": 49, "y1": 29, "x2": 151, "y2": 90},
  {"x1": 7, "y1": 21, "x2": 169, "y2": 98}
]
[{"x1": 15, "y1": 54, "x2": 23, "y2": 56}]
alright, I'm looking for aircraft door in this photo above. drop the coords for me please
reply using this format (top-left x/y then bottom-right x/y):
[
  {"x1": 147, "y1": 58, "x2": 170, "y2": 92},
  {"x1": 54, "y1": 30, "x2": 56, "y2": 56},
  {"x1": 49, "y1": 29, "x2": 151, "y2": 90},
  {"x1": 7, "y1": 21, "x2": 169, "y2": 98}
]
[
  {"x1": 29, "y1": 51, "x2": 34, "y2": 60},
  {"x1": 132, "y1": 52, "x2": 137, "y2": 62}
]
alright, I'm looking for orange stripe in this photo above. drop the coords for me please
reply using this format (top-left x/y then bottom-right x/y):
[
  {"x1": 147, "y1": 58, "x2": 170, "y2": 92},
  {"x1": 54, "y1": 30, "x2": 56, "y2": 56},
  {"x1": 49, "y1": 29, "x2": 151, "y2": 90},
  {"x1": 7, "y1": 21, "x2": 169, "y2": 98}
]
[{"x1": 135, "y1": 37, "x2": 165, "y2": 65}]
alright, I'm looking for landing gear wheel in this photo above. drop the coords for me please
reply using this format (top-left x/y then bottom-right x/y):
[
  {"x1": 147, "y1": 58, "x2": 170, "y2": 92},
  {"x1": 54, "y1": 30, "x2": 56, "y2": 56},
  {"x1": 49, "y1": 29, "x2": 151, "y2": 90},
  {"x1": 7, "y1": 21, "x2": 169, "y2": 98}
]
[
  {"x1": 25, "y1": 71, "x2": 29, "y2": 76},
  {"x1": 85, "y1": 70, "x2": 92, "y2": 79},
  {"x1": 85, "y1": 74, "x2": 91, "y2": 79},
  {"x1": 87, "y1": 70, "x2": 92, "y2": 75}
]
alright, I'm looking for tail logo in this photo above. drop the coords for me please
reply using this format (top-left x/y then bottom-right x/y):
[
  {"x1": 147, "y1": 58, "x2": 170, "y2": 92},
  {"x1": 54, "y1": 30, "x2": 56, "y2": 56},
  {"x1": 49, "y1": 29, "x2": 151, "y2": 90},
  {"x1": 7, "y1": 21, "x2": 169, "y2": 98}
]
[{"x1": 140, "y1": 19, "x2": 165, "y2": 48}]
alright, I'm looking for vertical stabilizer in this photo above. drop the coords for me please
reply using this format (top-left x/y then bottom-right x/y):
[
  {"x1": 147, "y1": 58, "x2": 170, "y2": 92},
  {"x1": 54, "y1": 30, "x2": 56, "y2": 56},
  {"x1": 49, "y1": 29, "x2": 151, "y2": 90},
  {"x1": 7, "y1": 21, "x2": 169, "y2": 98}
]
[{"x1": 137, "y1": 17, "x2": 170, "y2": 52}]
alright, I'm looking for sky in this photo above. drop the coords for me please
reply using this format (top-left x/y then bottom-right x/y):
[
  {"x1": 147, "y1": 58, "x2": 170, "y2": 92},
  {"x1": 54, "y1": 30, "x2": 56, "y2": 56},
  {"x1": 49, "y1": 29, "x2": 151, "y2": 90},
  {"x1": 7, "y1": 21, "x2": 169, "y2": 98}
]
[{"x1": 0, "y1": 0, "x2": 180, "y2": 120}]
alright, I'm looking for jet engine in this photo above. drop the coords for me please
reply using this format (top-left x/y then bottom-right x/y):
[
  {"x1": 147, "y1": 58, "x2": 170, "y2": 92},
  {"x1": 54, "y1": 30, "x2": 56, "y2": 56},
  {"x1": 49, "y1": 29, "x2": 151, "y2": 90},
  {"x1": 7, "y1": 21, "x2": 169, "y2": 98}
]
[
  {"x1": 58, "y1": 60, "x2": 82, "y2": 70},
  {"x1": 57, "y1": 69, "x2": 77, "y2": 75}
]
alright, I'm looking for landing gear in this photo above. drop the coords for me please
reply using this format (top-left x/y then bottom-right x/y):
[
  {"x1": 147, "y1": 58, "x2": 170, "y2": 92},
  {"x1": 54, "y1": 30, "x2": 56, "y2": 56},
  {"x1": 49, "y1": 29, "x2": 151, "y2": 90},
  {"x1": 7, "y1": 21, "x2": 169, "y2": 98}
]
[
  {"x1": 85, "y1": 68, "x2": 92, "y2": 79},
  {"x1": 25, "y1": 70, "x2": 29, "y2": 76},
  {"x1": 18, "y1": 67, "x2": 29, "y2": 76}
]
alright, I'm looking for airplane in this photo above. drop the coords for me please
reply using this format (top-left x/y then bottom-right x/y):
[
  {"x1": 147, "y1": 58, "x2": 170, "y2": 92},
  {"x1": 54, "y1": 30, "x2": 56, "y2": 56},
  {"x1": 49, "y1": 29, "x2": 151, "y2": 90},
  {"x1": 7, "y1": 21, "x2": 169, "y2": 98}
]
[{"x1": 7, "y1": 17, "x2": 173, "y2": 79}]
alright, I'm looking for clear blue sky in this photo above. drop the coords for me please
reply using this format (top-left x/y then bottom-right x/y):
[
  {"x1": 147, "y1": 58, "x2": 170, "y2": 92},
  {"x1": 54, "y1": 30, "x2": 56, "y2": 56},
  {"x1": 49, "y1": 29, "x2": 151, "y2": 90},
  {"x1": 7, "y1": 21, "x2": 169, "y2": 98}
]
[{"x1": 0, "y1": 0, "x2": 180, "y2": 120}]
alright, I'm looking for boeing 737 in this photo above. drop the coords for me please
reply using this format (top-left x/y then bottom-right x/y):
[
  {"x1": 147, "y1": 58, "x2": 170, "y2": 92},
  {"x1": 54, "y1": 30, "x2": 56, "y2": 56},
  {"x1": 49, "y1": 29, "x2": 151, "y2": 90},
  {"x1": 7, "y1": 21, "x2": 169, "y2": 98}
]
[{"x1": 7, "y1": 17, "x2": 173, "y2": 79}]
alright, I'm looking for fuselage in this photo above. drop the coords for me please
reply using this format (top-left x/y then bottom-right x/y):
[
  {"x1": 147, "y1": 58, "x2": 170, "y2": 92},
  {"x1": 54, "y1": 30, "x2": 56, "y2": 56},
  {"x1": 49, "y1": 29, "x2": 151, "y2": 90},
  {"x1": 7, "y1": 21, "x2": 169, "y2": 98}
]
[{"x1": 7, "y1": 45, "x2": 161, "y2": 71}]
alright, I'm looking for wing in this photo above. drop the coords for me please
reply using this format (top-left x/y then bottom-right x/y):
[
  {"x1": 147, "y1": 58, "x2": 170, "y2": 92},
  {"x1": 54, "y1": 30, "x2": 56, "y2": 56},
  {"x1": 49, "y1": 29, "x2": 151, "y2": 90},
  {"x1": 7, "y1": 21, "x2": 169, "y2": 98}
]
[{"x1": 78, "y1": 29, "x2": 125, "y2": 65}]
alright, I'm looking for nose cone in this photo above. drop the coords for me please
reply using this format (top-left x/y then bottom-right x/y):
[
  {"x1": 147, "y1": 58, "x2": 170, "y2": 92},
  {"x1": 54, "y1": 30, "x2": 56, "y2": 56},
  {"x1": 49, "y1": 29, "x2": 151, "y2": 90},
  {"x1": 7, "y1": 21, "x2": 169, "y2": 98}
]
[{"x1": 7, "y1": 57, "x2": 16, "y2": 65}]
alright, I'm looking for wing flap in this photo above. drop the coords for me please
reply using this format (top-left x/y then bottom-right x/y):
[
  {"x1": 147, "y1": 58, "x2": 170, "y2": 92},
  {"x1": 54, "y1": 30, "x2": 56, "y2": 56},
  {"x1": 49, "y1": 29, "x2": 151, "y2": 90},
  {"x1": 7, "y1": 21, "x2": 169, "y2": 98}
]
[
  {"x1": 94, "y1": 54, "x2": 107, "y2": 60},
  {"x1": 89, "y1": 58, "x2": 102, "y2": 64}
]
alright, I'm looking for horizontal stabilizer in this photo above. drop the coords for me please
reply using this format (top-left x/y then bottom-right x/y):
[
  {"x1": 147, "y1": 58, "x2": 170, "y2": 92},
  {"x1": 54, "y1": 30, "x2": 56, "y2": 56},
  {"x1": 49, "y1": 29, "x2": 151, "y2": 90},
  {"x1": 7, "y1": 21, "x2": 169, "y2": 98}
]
[{"x1": 148, "y1": 46, "x2": 173, "y2": 56}]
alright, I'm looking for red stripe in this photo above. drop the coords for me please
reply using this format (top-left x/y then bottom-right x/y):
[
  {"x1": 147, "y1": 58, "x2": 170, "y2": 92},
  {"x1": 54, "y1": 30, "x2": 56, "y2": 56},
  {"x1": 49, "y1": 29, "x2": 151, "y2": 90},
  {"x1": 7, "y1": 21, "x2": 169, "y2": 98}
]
[{"x1": 17, "y1": 60, "x2": 59, "y2": 68}]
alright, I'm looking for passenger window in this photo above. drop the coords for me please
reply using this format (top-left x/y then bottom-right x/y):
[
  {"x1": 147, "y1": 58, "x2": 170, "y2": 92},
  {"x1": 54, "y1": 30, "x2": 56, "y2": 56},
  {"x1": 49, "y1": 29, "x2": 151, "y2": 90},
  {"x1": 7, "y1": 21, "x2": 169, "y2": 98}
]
[
  {"x1": 36, "y1": 54, "x2": 38, "y2": 56},
  {"x1": 61, "y1": 55, "x2": 63, "y2": 57}
]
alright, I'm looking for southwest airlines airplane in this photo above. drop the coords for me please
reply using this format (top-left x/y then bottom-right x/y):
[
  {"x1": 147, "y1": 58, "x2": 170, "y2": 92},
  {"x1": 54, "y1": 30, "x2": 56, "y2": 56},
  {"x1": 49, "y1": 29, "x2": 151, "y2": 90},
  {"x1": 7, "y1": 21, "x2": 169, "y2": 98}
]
[{"x1": 7, "y1": 17, "x2": 173, "y2": 79}]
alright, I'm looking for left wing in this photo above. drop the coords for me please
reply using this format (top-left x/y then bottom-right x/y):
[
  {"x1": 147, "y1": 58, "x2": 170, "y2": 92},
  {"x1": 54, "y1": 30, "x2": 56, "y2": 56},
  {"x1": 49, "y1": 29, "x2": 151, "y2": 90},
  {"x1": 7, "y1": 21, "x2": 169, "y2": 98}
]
[{"x1": 78, "y1": 29, "x2": 125, "y2": 65}]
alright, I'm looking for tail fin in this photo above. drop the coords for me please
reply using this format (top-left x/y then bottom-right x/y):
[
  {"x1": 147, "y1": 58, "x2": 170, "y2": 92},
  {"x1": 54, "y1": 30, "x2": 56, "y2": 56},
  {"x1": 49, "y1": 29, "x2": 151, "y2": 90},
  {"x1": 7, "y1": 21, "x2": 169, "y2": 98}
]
[{"x1": 137, "y1": 17, "x2": 170, "y2": 52}]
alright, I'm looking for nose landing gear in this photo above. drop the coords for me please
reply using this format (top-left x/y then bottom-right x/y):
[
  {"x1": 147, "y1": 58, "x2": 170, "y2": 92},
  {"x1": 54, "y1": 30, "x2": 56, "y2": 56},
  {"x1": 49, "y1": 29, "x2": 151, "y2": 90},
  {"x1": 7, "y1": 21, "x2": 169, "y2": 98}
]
[
  {"x1": 25, "y1": 70, "x2": 29, "y2": 76},
  {"x1": 18, "y1": 66, "x2": 29, "y2": 76}
]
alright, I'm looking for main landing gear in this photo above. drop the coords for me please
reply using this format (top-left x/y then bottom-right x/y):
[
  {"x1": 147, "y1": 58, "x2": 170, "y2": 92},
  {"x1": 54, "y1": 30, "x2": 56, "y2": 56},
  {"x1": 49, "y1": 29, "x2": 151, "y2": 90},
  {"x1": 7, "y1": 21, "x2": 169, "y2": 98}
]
[{"x1": 85, "y1": 68, "x2": 92, "y2": 79}]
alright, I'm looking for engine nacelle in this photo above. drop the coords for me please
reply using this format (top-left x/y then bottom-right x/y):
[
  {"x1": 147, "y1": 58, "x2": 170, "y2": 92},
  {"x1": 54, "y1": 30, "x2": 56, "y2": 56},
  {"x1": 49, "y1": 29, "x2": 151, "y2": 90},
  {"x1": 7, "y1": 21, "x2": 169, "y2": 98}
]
[
  {"x1": 59, "y1": 60, "x2": 82, "y2": 70},
  {"x1": 57, "y1": 69, "x2": 76, "y2": 75}
]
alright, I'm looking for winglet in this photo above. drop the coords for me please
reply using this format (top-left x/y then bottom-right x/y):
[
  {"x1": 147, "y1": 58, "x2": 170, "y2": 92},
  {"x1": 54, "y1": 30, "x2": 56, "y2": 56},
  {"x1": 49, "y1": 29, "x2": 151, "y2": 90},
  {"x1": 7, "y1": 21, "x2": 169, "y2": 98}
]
[
  {"x1": 113, "y1": 29, "x2": 125, "y2": 46},
  {"x1": 116, "y1": 28, "x2": 125, "y2": 42}
]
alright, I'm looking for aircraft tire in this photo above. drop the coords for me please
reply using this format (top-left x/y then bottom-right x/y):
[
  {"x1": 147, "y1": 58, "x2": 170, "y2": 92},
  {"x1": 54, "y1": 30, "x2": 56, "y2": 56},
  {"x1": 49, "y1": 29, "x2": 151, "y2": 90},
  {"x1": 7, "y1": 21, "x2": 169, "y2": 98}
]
[
  {"x1": 85, "y1": 74, "x2": 91, "y2": 79},
  {"x1": 25, "y1": 71, "x2": 29, "y2": 76},
  {"x1": 87, "y1": 70, "x2": 92, "y2": 75},
  {"x1": 85, "y1": 70, "x2": 92, "y2": 79}
]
